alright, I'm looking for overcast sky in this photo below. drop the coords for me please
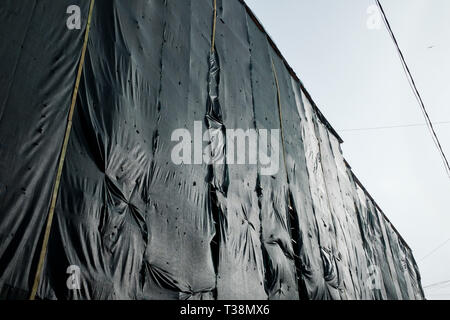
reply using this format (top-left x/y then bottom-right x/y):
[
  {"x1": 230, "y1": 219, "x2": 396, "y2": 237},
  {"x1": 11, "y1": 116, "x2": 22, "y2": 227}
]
[{"x1": 245, "y1": 0, "x2": 450, "y2": 300}]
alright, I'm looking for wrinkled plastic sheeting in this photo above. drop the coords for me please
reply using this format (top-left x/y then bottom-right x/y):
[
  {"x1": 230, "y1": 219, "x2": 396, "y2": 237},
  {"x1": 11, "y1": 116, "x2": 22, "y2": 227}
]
[
  {"x1": 0, "y1": 0, "x2": 91, "y2": 299},
  {"x1": 0, "y1": 0, "x2": 424, "y2": 300}
]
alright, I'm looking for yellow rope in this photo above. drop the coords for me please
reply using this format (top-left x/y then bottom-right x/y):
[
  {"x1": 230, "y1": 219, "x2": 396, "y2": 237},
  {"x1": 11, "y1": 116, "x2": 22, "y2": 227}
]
[
  {"x1": 29, "y1": 0, "x2": 95, "y2": 300},
  {"x1": 211, "y1": 0, "x2": 217, "y2": 52}
]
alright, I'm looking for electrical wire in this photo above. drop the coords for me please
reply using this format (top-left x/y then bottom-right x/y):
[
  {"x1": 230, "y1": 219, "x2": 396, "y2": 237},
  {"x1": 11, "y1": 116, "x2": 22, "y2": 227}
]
[
  {"x1": 376, "y1": 0, "x2": 450, "y2": 178},
  {"x1": 425, "y1": 284, "x2": 450, "y2": 291},
  {"x1": 340, "y1": 121, "x2": 450, "y2": 132},
  {"x1": 425, "y1": 282, "x2": 450, "y2": 290},
  {"x1": 423, "y1": 279, "x2": 450, "y2": 289},
  {"x1": 418, "y1": 237, "x2": 450, "y2": 262}
]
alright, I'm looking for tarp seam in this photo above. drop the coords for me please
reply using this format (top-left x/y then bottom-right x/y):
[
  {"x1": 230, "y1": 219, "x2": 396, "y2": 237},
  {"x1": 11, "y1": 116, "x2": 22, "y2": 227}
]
[{"x1": 271, "y1": 57, "x2": 305, "y2": 298}]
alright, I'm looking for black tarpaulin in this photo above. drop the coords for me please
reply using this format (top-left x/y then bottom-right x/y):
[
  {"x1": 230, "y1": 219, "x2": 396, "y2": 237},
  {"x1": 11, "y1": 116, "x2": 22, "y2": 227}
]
[{"x1": 0, "y1": 0, "x2": 424, "y2": 300}]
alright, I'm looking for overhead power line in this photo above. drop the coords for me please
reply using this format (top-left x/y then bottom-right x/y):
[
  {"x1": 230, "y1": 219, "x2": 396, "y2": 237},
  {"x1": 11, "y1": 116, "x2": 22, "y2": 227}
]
[
  {"x1": 376, "y1": 0, "x2": 450, "y2": 178},
  {"x1": 423, "y1": 279, "x2": 450, "y2": 289},
  {"x1": 340, "y1": 121, "x2": 450, "y2": 132},
  {"x1": 418, "y1": 237, "x2": 450, "y2": 262}
]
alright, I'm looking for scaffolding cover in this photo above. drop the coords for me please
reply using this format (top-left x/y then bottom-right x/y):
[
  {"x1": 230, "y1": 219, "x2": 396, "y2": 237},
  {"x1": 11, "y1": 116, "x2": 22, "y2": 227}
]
[{"x1": 0, "y1": 0, "x2": 424, "y2": 300}]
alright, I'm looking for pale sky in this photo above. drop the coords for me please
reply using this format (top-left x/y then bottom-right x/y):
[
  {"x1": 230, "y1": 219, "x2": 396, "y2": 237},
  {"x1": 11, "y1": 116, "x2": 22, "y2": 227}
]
[{"x1": 245, "y1": 0, "x2": 450, "y2": 300}]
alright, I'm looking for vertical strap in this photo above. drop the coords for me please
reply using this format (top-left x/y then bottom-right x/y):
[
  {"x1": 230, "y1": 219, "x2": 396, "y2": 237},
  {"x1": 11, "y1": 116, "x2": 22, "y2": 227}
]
[
  {"x1": 29, "y1": 0, "x2": 96, "y2": 300},
  {"x1": 211, "y1": 0, "x2": 217, "y2": 52}
]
